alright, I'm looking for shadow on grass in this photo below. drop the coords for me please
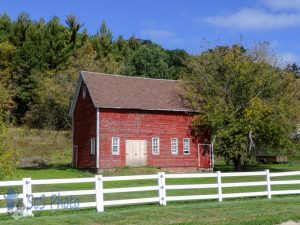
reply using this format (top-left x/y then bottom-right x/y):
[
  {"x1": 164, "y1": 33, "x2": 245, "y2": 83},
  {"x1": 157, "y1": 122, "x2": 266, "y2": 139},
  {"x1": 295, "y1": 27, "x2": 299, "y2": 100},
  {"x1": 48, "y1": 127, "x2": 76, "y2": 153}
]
[
  {"x1": 17, "y1": 161, "x2": 299, "y2": 176},
  {"x1": 17, "y1": 163, "x2": 72, "y2": 170},
  {"x1": 214, "y1": 162, "x2": 296, "y2": 172}
]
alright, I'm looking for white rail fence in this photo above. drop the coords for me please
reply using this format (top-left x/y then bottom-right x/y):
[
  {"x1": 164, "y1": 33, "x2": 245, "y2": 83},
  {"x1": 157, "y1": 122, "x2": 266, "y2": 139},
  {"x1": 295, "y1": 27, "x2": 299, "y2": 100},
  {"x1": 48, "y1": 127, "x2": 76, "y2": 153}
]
[{"x1": 1, "y1": 170, "x2": 300, "y2": 216}]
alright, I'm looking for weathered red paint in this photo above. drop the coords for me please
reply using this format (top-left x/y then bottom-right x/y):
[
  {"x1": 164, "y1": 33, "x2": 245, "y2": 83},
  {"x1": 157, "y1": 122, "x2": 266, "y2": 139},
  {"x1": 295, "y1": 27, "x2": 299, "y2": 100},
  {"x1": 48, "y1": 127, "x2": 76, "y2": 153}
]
[
  {"x1": 73, "y1": 84, "x2": 96, "y2": 169},
  {"x1": 73, "y1": 83, "x2": 212, "y2": 170}
]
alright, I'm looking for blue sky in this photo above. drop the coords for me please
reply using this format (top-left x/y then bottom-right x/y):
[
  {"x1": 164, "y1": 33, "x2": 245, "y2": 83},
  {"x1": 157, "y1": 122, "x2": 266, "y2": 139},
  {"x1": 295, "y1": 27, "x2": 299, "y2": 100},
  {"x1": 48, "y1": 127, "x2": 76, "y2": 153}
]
[{"x1": 1, "y1": 0, "x2": 299, "y2": 64}]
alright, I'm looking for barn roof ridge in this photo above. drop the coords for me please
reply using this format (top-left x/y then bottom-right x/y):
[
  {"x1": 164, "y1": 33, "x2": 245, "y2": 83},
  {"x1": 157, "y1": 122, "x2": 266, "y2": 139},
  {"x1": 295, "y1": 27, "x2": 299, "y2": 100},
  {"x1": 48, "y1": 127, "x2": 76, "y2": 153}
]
[
  {"x1": 70, "y1": 71, "x2": 193, "y2": 117},
  {"x1": 80, "y1": 70, "x2": 179, "y2": 82}
]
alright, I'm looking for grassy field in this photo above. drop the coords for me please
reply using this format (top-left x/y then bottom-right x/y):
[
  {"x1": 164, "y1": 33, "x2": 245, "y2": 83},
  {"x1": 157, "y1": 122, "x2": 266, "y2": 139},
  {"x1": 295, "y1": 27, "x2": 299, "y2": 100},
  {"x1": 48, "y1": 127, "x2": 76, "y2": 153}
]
[
  {"x1": 2, "y1": 127, "x2": 300, "y2": 224},
  {"x1": 0, "y1": 195, "x2": 300, "y2": 225},
  {"x1": 8, "y1": 127, "x2": 72, "y2": 167}
]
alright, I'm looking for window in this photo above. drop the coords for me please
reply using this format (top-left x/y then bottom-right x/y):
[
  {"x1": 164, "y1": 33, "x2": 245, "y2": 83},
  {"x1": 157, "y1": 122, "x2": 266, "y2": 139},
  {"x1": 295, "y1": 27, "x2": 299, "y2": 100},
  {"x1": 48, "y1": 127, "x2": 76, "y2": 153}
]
[
  {"x1": 82, "y1": 83, "x2": 86, "y2": 99},
  {"x1": 183, "y1": 138, "x2": 190, "y2": 155},
  {"x1": 112, "y1": 137, "x2": 120, "y2": 155},
  {"x1": 152, "y1": 137, "x2": 160, "y2": 155},
  {"x1": 171, "y1": 138, "x2": 178, "y2": 155},
  {"x1": 90, "y1": 138, "x2": 95, "y2": 155}
]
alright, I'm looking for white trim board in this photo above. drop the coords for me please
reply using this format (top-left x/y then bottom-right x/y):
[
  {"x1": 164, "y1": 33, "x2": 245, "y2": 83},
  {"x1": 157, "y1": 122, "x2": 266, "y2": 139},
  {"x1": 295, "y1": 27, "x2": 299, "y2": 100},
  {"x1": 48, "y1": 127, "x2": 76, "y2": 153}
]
[
  {"x1": 96, "y1": 108, "x2": 100, "y2": 169},
  {"x1": 69, "y1": 75, "x2": 83, "y2": 118}
]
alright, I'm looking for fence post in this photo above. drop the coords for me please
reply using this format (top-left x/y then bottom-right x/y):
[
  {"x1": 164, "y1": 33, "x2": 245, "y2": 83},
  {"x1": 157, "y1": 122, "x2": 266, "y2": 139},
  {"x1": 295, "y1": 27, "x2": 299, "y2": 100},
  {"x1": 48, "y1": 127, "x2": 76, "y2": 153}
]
[
  {"x1": 95, "y1": 175, "x2": 104, "y2": 212},
  {"x1": 158, "y1": 172, "x2": 166, "y2": 206},
  {"x1": 265, "y1": 169, "x2": 271, "y2": 199},
  {"x1": 217, "y1": 171, "x2": 222, "y2": 202},
  {"x1": 22, "y1": 178, "x2": 33, "y2": 217}
]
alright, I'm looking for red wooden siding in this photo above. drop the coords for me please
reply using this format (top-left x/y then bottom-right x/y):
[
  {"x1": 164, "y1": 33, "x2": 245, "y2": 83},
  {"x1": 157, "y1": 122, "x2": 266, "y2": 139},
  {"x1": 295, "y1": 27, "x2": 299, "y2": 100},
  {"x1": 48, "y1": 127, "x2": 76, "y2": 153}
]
[
  {"x1": 73, "y1": 83, "x2": 97, "y2": 169},
  {"x1": 99, "y1": 109, "x2": 211, "y2": 169}
]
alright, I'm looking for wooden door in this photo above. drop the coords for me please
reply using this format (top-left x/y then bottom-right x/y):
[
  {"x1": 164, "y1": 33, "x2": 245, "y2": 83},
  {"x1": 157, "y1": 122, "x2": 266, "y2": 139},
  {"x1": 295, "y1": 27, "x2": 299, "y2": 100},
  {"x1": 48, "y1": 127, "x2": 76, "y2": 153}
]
[{"x1": 126, "y1": 140, "x2": 147, "y2": 167}]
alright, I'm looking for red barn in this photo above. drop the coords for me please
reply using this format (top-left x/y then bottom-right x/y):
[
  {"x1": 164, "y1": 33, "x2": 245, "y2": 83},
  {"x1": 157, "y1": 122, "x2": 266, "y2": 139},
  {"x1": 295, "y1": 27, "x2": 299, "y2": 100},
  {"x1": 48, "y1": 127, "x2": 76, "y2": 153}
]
[{"x1": 70, "y1": 71, "x2": 214, "y2": 172}]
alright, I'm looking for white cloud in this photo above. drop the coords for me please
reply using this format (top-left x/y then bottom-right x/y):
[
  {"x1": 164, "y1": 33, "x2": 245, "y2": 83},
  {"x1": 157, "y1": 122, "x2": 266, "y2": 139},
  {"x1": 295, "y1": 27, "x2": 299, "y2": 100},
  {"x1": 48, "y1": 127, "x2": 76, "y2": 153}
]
[
  {"x1": 280, "y1": 52, "x2": 299, "y2": 63},
  {"x1": 261, "y1": 0, "x2": 300, "y2": 11},
  {"x1": 203, "y1": 8, "x2": 300, "y2": 30}
]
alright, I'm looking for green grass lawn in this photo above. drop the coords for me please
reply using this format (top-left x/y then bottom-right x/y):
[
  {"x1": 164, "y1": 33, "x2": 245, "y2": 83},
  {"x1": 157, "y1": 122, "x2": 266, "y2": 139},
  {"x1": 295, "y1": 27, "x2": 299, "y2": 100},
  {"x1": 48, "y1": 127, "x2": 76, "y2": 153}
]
[
  {"x1": 3, "y1": 127, "x2": 300, "y2": 224},
  {"x1": 1, "y1": 165, "x2": 300, "y2": 224},
  {"x1": 0, "y1": 196, "x2": 300, "y2": 225}
]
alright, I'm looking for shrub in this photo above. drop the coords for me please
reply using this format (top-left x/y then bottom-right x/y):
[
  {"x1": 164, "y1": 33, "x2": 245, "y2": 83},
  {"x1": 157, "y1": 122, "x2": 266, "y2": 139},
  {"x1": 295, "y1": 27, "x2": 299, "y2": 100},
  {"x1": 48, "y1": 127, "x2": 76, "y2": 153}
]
[{"x1": 0, "y1": 122, "x2": 15, "y2": 178}]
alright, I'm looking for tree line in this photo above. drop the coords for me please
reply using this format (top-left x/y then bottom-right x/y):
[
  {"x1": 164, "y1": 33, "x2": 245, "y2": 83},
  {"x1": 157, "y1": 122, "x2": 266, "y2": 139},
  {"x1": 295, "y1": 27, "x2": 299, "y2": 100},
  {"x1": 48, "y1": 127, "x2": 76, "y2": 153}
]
[{"x1": 0, "y1": 13, "x2": 189, "y2": 130}]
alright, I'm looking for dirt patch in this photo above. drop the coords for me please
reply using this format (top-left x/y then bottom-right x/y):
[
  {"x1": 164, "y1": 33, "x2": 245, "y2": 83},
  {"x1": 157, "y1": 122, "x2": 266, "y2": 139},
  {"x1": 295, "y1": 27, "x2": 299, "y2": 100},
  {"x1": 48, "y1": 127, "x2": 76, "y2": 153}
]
[
  {"x1": 18, "y1": 156, "x2": 49, "y2": 168},
  {"x1": 279, "y1": 221, "x2": 300, "y2": 225}
]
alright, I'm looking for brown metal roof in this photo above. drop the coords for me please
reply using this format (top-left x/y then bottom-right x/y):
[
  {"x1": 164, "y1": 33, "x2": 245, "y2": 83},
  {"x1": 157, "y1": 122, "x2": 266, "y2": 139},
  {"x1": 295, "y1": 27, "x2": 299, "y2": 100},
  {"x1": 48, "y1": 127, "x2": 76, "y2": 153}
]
[{"x1": 80, "y1": 71, "x2": 192, "y2": 112}]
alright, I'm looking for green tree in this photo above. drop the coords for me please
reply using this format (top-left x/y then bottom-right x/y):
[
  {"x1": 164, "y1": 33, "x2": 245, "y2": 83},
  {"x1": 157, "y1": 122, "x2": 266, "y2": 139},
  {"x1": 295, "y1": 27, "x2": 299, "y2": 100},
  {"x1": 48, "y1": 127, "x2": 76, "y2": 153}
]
[
  {"x1": 9, "y1": 13, "x2": 31, "y2": 46},
  {"x1": 0, "y1": 41, "x2": 16, "y2": 82},
  {"x1": 26, "y1": 71, "x2": 74, "y2": 130},
  {"x1": 0, "y1": 42, "x2": 15, "y2": 176},
  {"x1": 166, "y1": 49, "x2": 189, "y2": 79},
  {"x1": 182, "y1": 44, "x2": 300, "y2": 170},
  {"x1": 0, "y1": 14, "x2": 12, "y2": 42},
  {"x1": 127, "y1": 35, "x2": 141, "y2": 51},
  {"x1": 122, "y1": 44, "x2": 171, "y2": 79},
  {"x1": 285, "y1": 63, "x2": 300, "y2": 78},
  {"x1": 96, "y1": 21, "x2": 113, "y2": 58},
  {"x1": 43, "y1": 17, "x2": 72, "y2": 70},
  {"x1": 0, "y1": 121, "x2": 15, "y2": 178},
  {"x1": 0, "y1": 41, "x2": 16, "y2": 120},
  {"x1": 69, "y1": 42, "x2": 104, "y2": 73},
  {"x1": 66, "y1": 15, "x2": 84, "y2": 49},
  {"x1": 91, "y1": 21, "x2": 121, "y2": 73},
  {"x1": 10, "y1": 15, "x2": 75, "y2": 123},
  {"x1": 0, "y1": 84, "x2": 12, "y2": 120}
]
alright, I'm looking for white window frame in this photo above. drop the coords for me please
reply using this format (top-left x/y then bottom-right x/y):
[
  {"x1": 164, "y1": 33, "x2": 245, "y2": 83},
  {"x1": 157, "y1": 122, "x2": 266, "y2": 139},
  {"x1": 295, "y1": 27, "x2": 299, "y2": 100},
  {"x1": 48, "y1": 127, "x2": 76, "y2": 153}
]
[
  {"x1": 90, "y1": 137, "x2": 96, "y2": 155},
  {"x1": 112, "y1": 137, "x2": 120, "y2": 155},
  {"x1": 152, "y1": 137, "x2": 160, "y2": 155},
  {"x1": 82, "y1": 83, "x2": 87, "y2": 99},
  {"x1": 171, "y1": 138, "x2": 178, "y2": 155},
  {"x1": 183, "y1": 138, "x2": 190, "y2": 155}
]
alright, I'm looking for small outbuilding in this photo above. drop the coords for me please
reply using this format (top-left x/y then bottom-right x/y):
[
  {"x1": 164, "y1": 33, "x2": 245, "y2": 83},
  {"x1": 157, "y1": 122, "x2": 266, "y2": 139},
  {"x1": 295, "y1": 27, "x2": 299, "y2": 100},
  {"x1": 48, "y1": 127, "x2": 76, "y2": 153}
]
[{"x1": 70, "y1": 71, "x2": 213, "y2": 172}]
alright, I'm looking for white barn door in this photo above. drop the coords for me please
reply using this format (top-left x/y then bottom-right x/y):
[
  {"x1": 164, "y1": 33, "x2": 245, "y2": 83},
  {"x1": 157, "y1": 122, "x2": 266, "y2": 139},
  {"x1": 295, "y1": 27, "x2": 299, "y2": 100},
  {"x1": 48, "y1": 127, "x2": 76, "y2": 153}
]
[{"x1": 126, "y1": 140, "x2": 147, "y2": 167}]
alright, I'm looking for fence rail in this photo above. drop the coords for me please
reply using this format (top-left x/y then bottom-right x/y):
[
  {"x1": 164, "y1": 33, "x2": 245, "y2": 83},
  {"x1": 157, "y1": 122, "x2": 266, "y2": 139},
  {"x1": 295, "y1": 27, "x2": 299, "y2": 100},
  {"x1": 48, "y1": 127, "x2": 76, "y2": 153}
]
[{"x1": 1, "y1": 170, "x2": 300, "y2": 216}]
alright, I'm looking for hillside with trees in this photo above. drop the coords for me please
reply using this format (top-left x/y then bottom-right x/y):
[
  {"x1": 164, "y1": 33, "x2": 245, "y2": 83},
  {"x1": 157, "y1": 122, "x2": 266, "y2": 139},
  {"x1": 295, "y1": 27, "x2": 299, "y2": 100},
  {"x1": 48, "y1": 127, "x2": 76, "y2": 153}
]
[{"x1": 0, "y1": 13, "x2": 189, "y2": 130}]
